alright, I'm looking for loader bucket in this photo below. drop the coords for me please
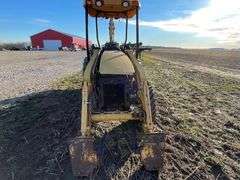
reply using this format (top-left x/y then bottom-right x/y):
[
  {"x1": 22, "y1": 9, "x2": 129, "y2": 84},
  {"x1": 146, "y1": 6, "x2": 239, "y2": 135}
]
[
  {"x1": 69, "y1": 137, "x2": 98, "y2": 177},
  {"x1": 140, "y1": 133, "x2": 165, "y2": 171}
]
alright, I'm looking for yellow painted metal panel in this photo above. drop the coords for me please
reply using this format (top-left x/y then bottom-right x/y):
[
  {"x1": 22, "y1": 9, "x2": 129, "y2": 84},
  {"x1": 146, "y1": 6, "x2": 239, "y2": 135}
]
[
  {"x1": 83, "y1": 49, "x2": 100, "y2": 82},
  {"x1": 91, "y1": 112, "x2": 137, "y2": 122},
  {"x1": 99, "y1": 51, "x2": 135, "y2": 75}
]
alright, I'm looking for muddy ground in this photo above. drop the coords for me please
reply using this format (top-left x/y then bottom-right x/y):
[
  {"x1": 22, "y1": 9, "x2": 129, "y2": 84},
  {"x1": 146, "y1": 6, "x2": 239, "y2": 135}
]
[{"x1": 0, "y1": 49, "x2": 239, "y2": 180}]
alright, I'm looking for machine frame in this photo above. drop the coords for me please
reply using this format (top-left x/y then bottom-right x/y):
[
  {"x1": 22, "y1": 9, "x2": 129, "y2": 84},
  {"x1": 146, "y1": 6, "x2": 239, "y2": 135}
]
[
  {"x1": 82, "y1": 0, "x2": 154, "y2": 137},
  {"x1": 69, "y1": 1, "x2": 165, "y2": 177}
]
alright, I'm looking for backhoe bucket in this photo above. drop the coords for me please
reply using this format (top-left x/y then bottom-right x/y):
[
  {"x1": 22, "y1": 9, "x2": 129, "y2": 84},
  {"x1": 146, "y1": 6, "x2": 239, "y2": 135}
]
[
  {"x1": 69, "y1": 137, "x2": 98, "y2": 177},
  {"x1": 140, "y1": 133, "x2": 165, "y2": 171}
]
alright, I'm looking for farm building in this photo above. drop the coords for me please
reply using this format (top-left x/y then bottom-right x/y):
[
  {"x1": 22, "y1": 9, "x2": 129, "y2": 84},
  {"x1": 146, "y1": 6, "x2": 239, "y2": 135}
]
[{"x1": 31, "y1": 29, "x2": 91, "y2": 51}]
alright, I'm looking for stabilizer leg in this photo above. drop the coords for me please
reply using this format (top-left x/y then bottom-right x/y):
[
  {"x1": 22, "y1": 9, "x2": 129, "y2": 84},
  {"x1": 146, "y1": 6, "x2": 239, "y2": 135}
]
[
  {"x1": 69, "y1": 82, "x2": 98, "y2": 178},
  {"x1": 140, "y1": 84, "x2": 166, "y2": 171}
]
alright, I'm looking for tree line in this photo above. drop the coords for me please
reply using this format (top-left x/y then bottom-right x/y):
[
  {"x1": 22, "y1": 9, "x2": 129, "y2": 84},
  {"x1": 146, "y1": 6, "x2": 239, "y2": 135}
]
[{"x1": 0, "y1": 42, "x2": 31, "y2": 51}]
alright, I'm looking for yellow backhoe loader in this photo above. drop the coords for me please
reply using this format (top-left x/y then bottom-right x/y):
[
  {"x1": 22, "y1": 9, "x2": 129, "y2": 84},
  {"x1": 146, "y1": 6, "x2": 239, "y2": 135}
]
[{"x1": 69, "y1": 0, "x2": 165, "y2": 177}]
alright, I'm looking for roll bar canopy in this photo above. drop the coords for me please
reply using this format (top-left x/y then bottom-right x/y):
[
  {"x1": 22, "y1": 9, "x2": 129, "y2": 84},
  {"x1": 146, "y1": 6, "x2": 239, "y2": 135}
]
[{"x1": 85, "y1": 0, "x2": 140, "y2": 19}]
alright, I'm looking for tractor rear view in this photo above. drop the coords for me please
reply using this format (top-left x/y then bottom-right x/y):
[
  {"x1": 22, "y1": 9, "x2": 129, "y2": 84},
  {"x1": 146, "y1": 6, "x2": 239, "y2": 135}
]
[{"x1": 69, "y1": 0, "x2": 165, "y2": 178}]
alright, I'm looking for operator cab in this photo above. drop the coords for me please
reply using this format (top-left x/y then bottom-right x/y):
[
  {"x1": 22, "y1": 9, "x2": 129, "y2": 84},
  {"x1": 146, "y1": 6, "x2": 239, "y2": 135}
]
[
  {"x1": 93, "y1": 50, "x2": 138, "y2": 112},
  {"x1": 85, "y1": 0, "x2": 141, "y2": 112}
]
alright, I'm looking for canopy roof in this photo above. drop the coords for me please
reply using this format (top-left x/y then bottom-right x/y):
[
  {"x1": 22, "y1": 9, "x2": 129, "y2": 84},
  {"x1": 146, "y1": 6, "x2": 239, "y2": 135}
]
[{"x1": 85, "y1": 0, "x2": 140, "y2": 19}]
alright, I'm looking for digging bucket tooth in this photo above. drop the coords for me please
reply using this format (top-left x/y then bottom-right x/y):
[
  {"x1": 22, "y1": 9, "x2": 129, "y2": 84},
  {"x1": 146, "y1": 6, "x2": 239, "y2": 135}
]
[
  {"x1": 140, "y1": 133, "x2": 166, "y2": 171},
  {"x1": 69, "y1": 137, "x2": 98, "y2": 177}
]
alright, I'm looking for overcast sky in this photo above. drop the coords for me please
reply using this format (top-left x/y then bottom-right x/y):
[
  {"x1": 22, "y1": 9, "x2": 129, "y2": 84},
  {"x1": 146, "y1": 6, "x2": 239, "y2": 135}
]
[{"x1": 0, "y1": 0, "x2": 239, "y2": 48}]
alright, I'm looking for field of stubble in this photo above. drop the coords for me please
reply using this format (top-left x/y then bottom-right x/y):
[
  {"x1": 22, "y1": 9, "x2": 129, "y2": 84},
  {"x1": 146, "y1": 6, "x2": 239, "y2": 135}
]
[{"x1": 0, "y1": 49, "x2": 239, "y2": 180}]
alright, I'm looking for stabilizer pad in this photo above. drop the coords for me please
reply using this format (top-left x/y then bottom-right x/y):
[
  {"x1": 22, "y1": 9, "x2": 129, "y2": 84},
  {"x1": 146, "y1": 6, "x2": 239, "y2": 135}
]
[
  {"x1": 69, "y1": 137, "x2": 98, "y2": 177},
  {"x1": 140, "y1": 133, "x2": 165, "y2": 171}
]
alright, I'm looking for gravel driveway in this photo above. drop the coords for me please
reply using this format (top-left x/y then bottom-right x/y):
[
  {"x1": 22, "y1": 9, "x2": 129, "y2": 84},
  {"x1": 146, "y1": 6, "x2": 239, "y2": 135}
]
[{"x1": 0, "y1": 51, "x2": 85, "y2": 101}]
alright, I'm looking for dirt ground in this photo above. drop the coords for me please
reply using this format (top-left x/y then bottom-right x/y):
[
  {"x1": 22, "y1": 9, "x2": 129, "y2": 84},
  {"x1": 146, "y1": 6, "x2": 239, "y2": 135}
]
[
  {"x1": 0, "y1": 49, "x2": 239, "y2": 180},
  {"x1": 144, "y1": 49, "x2": 240, "y2": 180},
  {"x1": 150, "y1": 48, "x2": 240, "y2": 71},
  {"x1": 150, "y1": 49, "x2": 240, "y2": 81},
  {"x1": 0, "y1": 51, "x2": 84, "y2": 100}
]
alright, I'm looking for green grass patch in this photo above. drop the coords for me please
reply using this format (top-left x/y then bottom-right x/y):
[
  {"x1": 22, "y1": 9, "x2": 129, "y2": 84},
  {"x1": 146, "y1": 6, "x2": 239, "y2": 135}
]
[{"x1": 53, "y1": 73, "x2": 82, "y2": 90}]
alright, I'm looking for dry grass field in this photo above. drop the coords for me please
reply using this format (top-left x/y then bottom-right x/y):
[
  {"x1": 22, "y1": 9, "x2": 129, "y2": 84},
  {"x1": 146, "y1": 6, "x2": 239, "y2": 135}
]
[{"x1": 0, "y1": 49, "x2": 239, "y2": 180}]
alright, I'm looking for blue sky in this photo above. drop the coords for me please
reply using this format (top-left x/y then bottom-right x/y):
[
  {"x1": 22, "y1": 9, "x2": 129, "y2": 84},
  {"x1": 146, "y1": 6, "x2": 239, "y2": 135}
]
[{"x1": 0, "y1": 0, "x2": 239, "y2": 48}]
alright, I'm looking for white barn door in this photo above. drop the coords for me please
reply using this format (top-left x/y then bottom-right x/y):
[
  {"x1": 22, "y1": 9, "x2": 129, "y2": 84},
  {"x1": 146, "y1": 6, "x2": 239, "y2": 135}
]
[{"x1": 43, "y1": 40, "x2": 62, "y2": 51}]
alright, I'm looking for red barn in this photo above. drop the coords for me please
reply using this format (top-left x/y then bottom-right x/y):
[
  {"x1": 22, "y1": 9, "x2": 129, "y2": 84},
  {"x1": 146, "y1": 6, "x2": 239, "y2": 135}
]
[{"x1": 31, "y1": 29, "x2": 91, "y2": 51}]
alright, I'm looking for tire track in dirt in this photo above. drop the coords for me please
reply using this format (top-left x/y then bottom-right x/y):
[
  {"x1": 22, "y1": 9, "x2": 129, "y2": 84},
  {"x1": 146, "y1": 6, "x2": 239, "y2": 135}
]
[{"x1": 148, "y1": 54, "x2": 240, "y2": 80}]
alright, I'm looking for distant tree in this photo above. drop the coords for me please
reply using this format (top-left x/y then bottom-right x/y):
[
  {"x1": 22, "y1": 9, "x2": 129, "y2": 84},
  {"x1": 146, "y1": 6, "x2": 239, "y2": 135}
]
[{"x1": 0, "y1": 42, "x2": 31, "y2": 51}]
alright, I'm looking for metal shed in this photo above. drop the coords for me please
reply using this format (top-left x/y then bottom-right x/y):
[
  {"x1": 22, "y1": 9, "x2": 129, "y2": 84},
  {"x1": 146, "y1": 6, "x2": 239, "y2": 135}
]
[{"x1": 31, "y1": 29, "x2": 91, "y2": 51}]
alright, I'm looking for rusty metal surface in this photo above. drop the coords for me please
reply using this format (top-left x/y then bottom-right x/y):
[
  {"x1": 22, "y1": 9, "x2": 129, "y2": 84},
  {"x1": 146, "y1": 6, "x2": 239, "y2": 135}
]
[
  {"x1": 69, "y1": 137, "x2": 98, "y2": 177},
  {"x1": 86, "y1": 0, "x2": 140, "y2": 19},
  {"x1": 140, "y1": 133, "x2": 165, "y2": 171}
]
